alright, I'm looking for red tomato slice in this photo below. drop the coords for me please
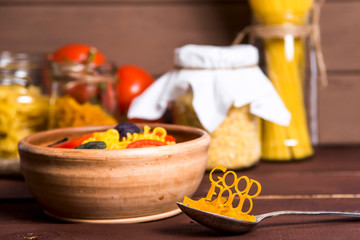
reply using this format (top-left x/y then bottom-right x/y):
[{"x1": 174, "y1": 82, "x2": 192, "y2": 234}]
[
  {"x1": 51, "y1": 133, "x2": 94, "y2": 148},
  {"x1": 150, "y1": 131, "x2": 176, "y2": 142},
  {"x1": 164, "y1": 135, "x2": 176, "y2": 142},
  {"x1": 126, "y1": 140, "x2": 166, "y2": 148}
]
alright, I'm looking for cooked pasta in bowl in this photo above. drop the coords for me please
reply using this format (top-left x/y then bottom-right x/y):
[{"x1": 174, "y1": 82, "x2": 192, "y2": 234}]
[{"x1": 18, "y1": 123, "x2": 210, "y2": 223}]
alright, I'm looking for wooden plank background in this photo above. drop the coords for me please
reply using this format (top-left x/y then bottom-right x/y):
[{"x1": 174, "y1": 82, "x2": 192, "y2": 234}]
[{"x1": 0, "y1": 0, "x2": 359, "y2": 145}]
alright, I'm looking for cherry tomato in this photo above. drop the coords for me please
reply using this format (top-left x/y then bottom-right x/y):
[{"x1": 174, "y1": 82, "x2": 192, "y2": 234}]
[
  {"x1": 52, "y1": 43, "x2": 105, "y2": 66},
  {"x1": 126, "y1": 139, "x2": 166, "y2": 148},
  {"x1": 65, "y1": 83, "x2": 92, "y2": 104},
  {"x1": 51, "y1": 133, "x2": 94, "y2": 148},
  {"x1": 116, "y1": 65, "x2": 154, "y2": 115}
]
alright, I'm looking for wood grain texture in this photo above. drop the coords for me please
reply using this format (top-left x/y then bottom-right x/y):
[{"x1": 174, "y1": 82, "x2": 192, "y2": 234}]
[
  {"x1": 0, "y1": 0, "x2": 246, "y2": 4},
  {"x1": 320, "y1": 1, "x2": 360, "y2": 71},
  {"x1": 195, "y1": 147, "x2": 360, "y2": 198},
  {"x1": 318, "y1": 73, "x2": 360, "y2": 144},
  {"x1": 0, "y1": 0, "x2": 359, "y2": 144},
  {"x1": 0, "y1": 4, "x2": 250, "y2": 74},
  {"x1": 1, "y1": 147, "x2": 360, "y2": 239},
  {"x1": 0, "y1": 0, "x2": 349, "y2": 3}
]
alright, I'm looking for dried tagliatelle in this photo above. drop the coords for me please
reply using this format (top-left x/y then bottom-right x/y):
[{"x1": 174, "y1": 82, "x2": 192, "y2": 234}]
[{"x1": 183, "y1": 166, "x2": 261, "y2": 222}]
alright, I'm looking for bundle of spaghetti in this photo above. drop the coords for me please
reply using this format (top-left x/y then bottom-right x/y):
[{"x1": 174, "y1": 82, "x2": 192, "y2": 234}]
[{"x1": 248, "y1": 0, "x2": 314, "y2": 160}]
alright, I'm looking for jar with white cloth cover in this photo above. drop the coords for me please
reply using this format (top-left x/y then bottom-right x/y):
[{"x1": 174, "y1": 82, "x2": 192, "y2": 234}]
[{"x1": 128, "y1": 44, "x2": 290, "y2": 170}]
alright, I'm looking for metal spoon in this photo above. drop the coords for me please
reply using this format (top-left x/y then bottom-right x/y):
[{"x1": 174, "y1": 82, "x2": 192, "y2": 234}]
[{"x1": 177, "y1": 202, "x2": 360, "y2": 233}]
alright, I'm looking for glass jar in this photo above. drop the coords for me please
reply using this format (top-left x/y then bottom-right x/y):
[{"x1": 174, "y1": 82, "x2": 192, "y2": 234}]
[
  {"x1": 127, "y1": 44, "x2": 290, "y2": 169},
  {"x1": 0, "y1": 52, "x2": 49, "y2": 162},
  {"x1": 173, "y1": 91, "x2": 261, "y2": 170},
  {"x1": 248, "y1": 0, "x2": 316, "y2": 161},
  {"x1": 48, "y1": 61, "x2": 118, "y2": 129}
]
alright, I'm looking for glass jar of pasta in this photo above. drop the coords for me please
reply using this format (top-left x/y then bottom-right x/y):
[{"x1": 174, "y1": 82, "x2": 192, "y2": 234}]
[
  {"x1": 173, "y1": 93, "x2": 261, "y2": 170},
  {"x1": 246, "y1": 0, "x2": 327, "y2": 161},
  {"x1": 127, "y1": 44, "x2": 291, "y2": 170},
  {"x1": 48, "y1": 61, "x2": 118, "y2": 129},
  {"x1": 0, "y1": 51, "x2": 49, "y2": 173}
]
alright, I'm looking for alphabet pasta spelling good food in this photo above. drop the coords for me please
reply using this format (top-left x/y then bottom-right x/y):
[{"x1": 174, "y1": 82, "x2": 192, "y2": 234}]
[{"x1": 183, "y1": 166, "x2": 262, "y2": 222}]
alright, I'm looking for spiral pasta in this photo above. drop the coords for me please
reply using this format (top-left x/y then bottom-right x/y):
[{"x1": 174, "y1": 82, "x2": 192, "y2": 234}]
[{"x1": 183, "y1": 166, "x2": 262, "y2": 222}]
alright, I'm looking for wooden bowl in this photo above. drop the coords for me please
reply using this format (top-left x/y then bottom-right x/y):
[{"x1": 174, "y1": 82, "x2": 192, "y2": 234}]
[{"x1": 18, "y1": 123, "x2": 210, "y2": 223}]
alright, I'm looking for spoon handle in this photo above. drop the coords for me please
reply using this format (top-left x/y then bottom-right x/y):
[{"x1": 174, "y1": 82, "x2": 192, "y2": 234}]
[{"x1": 257, "y1": 210, "x2": 360, "y2": 222}]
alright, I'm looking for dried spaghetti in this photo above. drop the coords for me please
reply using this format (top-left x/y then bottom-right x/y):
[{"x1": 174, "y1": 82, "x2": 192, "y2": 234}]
[{"x1": 248, "y1": 0, "x2": 314, "y2": 161}]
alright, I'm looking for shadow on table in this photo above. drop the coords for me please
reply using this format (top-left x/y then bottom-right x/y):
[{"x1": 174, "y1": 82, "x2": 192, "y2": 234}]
[
  {"x1": 153, "y1": 221, "x2": 248, "y2": 237},
  {"x1": 256, "y1": 216, "x2": 360, "y2": 229},
  {"x1": 154, "y1": 216, "x2": 360, "y2": 237},
  {"x1": 0, "y1": 198, "x2": 63, "y2": 224}
]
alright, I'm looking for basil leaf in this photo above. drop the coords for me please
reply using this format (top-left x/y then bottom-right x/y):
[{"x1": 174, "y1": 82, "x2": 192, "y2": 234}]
[{"x1": 75, "y1": 141, "x2": 107, "y2": 149}]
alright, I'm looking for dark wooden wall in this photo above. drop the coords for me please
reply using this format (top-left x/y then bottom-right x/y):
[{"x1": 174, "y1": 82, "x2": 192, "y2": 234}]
[{"x1": 1, "y1": 0, "x2": 359, "y2": 145}]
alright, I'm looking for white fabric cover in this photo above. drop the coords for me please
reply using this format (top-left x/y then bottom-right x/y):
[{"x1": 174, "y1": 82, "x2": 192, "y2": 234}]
[{"x1": 128, "y1": 44, "x2": 291, "y2": 132}]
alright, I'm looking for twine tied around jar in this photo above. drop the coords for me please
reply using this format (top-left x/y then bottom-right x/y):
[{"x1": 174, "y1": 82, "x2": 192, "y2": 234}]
[
  {"x1": 232, "y1": 0, "x2": 327, "y2": 87},
  {"x1": 173, "y1": 64, "x2": 258, "y2": 70}
]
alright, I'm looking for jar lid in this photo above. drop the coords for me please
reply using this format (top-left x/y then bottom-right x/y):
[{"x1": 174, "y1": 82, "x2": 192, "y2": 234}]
[{"x1": 174, "y1": 44, "x2": 259, "y2": 69}]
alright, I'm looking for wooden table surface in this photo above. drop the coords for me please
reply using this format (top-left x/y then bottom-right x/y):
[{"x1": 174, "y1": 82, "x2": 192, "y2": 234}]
[{"x1": 1, "y1": 146, "x2": 359, "y2": 240}]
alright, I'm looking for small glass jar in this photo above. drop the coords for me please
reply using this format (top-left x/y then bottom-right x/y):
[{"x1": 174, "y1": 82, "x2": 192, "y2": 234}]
[
  {"x1": 173, "y1": 91, "x2": 261, "y2": 170},
  {"x1": 0, "y1": 52, "x2": 49, "y2": 161},
  {"x1": 48, "y1": 61, "x2": 118, "y2": 129}
]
